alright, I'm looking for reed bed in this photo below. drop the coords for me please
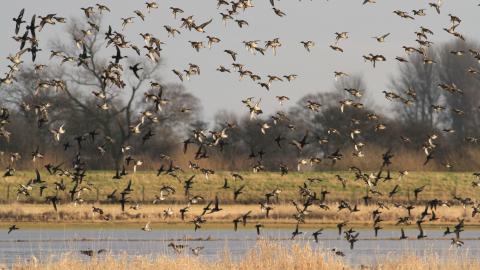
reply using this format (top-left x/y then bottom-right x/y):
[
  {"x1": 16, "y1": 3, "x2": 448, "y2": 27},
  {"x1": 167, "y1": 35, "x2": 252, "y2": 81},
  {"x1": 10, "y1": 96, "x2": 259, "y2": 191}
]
[
  {"x1": 6, "y1": 242, "x2": 480, "y2": 270},
  {"x1": 0, "y1": 202, "x2": 476, "y2": 226},
  {"x1": 375, "y1": 253, "x2": 480, "y2": 270}
]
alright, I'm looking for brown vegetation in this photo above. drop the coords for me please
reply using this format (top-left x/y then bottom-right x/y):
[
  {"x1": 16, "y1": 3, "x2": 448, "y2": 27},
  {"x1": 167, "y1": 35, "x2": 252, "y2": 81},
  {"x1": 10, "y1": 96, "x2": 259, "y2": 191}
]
[
  {"x1": 6, "y1": 242, "x2": 480, "y2": 270},
  {"x1": 1, "y1": 202, "x2": 477, "y2": 226}
]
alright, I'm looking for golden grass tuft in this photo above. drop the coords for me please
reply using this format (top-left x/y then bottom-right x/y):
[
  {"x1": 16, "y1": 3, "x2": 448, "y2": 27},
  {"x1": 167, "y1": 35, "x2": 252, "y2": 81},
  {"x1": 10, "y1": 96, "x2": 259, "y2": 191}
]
[
  {"x1": 6, "y1": 242, "x2": 480, "y2": 270},
  {"x1": 8, "y1": 243, "x2": 344, "y2": 270},
  {"x1": 375, "y1": 252, "x2": 480, "y2": 270}
]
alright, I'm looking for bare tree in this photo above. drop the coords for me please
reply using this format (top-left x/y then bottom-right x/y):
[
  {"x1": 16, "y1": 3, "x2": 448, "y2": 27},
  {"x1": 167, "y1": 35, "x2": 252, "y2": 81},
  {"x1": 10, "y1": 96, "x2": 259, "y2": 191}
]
[
  {"x1": 436, "y1": 40, "x2": 480, "y2": 143},
  {"x1": 390, "y1": 53, "x2": 441, "y2": 130},
  {"x1": 2, "y1": 14, "x2": 201, "y2": 169}
]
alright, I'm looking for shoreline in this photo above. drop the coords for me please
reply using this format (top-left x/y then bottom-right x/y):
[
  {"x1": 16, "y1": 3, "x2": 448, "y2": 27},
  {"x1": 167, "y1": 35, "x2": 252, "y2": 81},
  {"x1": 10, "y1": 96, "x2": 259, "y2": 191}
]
[{"x1": 4, "y1": 220, "x2": 480, "y2": 229}]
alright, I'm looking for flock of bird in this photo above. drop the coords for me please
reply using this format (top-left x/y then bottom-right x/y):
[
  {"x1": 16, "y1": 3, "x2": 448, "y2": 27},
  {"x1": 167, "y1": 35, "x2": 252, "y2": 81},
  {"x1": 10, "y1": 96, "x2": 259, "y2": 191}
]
[{"x1": 1, "y1": 0, "x2": 480, "y2": 258}]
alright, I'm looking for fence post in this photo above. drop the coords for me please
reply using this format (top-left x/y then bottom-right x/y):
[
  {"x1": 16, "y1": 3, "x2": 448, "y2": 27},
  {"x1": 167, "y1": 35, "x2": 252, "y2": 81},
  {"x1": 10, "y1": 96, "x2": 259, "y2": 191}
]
[
  {"x1": 141, "y1": 185, "x2": 145, "y2": 203},
  {"x1": 96, "y1": 187, "x2": 99, "y2": 203}
]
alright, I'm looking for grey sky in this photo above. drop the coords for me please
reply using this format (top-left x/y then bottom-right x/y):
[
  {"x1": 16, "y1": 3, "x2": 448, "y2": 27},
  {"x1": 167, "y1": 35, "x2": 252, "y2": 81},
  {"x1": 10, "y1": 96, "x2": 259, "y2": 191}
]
[{"x1": 1, "y1": 0, "x2": 478, "y2": 122}]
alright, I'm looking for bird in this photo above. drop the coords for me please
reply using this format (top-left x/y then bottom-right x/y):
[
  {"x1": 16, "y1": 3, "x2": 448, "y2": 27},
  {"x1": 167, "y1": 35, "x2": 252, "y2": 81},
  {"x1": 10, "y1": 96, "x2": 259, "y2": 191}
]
[
  {"x1": 300, "y1": 41, "x2": 315, "y2": 52},
  {"x1": 291, "y1": 223, "x2": 303, "y2": 240},
  {"x1": 169, "y1": 7, "x2": 184, "y2": 19},
  {"x1": 134, "y1": 10, "x2": 145, "y2": 21},
  {"x1": 129, "y1": 63, "x2": 143, "y2": 79},
  {"x1": 13, "y1": 8, "x2": 25, "y2": 35},
  {"x1": 194, "y1": 19, "x2": 213, "y2": 33},
  {"x1": 255, "y1": 223, "x2": 264, "y2": 235},
  {"x1": 145, "y1": 2, "x2": 159, "y2": 13},
  {"x1": 4, "y1": 1, "x2": 480, "y2": 264},
  {"x1": 234, "y1": 185, "x2": 245, "y2": 201},
  {"x1": 273, "y1": 8, "x2": 286, "y2": 17},
  {"x1": 224, "y1": 50, "x2": 237, "y2": 61},
  {"x1": 451, "y1": 238, "x2": 464, "y2": 247},
  {"x1": 168, "y1": 242, "x2": 187, "y2": 254},
  {"x1": 46, "y1": 195, "x2": 59, "y2": 211},
  {"x1": 206, "y1": 36, "x2": 221, "y2": 48},
  {"x1": 172, "y1": 69, "x2": 184, "y2": 82},
  {"x1": 373, "y1": 33, "x2": 390, "y2": 43},
  {"x1": 191, "y1": 246, "x2": 204, "y2": 256},
  {"x1": 417, "y1": 220, "x2": 427, "y2": 239},
  {"x1": 429, "y1": 1, "x2": 442, "y2": 14},
  {"x1": 232, "y1": 218, "x2": 241, "y2": 232},
  {"x1": 120, "y1": 17, "x2": 134, "y2": 30},
  {"x1": 8, "y1": 224, "x2": 19, "y2": 234},
  {"x1": 312, "y1": 229, "x2": 323, "y2": 243},
  {"x1": 80, "y1": 249, "x2": 107, "y2": 257},
  {"x1": 142, "y1": 221, "x2": 152, "y2": 231},
  {"x1": 50, "y1": 124, "x2": 65, "y2": 141},
  {"x1": 400, "y1": 228, "x2": 408, "y2": 240},
  {"x1": 331, "y1": 248, "x2": 345, "y2": 257}
]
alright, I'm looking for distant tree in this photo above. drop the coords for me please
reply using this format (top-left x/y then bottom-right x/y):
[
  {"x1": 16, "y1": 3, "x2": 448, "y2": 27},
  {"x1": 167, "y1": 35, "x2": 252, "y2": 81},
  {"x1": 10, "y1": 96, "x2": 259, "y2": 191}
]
[
  {"x1": 1, "y1": 14, "x2": 201, "y2": 169},
  {"x1": 389, "y1": 53, "x2": 440, "y2": 130},
  {"x1": 436, "y1": 40, "x2": 480, "y2": 143},
  {"x1": 334, "y1": 74, "x2": 367, "y2": 100}
]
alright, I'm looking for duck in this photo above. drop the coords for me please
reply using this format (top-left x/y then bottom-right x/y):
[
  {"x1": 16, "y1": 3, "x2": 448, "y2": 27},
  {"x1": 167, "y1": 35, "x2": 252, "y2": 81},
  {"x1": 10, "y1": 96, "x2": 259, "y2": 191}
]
[
  {"x1": 194, "y1": 19, "x2": 213, "y2": 33},
  {"x1": 12, "y1": 8, "x2": 25, "y2": 35},
  {"x1": 291, "y1": 223, "x2": 303, "y2": 240},
  {"x1": 372, "y1": 33, "x2": 390, "y2": 43},
  {"x1": 80, "y1": 249, "x2": 107, "y2": 257},
  {"x1": 8, "y1": 224, "x2": 19, "y2": 234},
  {"x1": 400, "y1": 228, "x2": 408, "y2": 240},
  {"x1": 120, "y1": 17, "x2": 134, "y2": 30},
  {"x1": 168, "y1": 242, "x2": 187, "y2": 254},
  {"x1": 145, "y1": 2, "x2": 159, "y2": 13},
  {"x1": 255, "y1": 223, "x2": 264, "y2": 235},
  {"x1": 169, "y1": 7, "x2": 184, "y2": 19},
  {"x1": 142, "y1": 221, "x2": 152, "y2": 231},
  {"x1": 206, "y1": 36, "x2": 221, "y2": 48},
  {"x1": 191, "y1": 246, "x2": 204, "y2": 256},
  {"x1": 298, "y1": 41, "x2": 315, "y2": 53},
  {"x1": 273, "y1": 8, "x2": 286, "y2": 17},
  {"x1": 312, "y1": 229, "x2": 323, "y2": 243}
]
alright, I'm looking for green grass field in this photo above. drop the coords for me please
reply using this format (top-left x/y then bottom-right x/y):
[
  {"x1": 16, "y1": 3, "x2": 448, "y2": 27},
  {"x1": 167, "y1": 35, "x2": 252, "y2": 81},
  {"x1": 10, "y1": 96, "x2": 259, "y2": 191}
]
[{"x1": 0, "y1": 170, "x2": 476, "y2": 204}]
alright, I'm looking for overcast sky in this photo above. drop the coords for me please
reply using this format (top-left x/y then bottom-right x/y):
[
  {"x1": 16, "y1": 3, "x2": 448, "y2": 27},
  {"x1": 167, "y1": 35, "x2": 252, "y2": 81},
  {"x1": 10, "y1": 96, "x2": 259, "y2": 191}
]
[{"x1": 1, "y1": 0, "x2": 479, "y2": 121}]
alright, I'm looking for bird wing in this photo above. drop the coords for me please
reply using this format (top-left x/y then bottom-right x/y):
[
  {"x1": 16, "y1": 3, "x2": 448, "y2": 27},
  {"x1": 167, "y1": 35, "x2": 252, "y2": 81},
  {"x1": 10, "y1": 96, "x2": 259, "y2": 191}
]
[
  {"x1": 19, "y1": 8, "x2": 25, "y2": 20},
  {"x1": 198, "y1": 19, "x2": 213, "y2": 29},
  {"x1": 35, "y1": 169, "x2": 41, "y2": 182},
  {"x1": 30, "y1": 15, "x2": 36, "y2": 37}
]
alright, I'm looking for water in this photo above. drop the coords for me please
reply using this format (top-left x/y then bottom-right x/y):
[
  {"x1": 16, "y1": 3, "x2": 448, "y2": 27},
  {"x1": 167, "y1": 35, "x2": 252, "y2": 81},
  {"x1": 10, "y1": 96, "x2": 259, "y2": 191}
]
[{"x1": 1, "y1": 227, "x2": 480, "y2": 266}]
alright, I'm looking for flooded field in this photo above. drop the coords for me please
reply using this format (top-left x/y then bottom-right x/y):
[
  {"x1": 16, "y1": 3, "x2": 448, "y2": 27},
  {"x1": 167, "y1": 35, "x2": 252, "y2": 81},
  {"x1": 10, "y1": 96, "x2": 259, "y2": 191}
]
[{"x1": 2, "y1": 227, "x2": 480, "y2": 267}]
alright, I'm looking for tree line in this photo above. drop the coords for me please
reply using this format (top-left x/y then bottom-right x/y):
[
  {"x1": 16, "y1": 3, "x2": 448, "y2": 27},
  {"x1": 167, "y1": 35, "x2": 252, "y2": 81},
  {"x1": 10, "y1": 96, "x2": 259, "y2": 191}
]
[{"x1": 1, "y1": 16, "x2": 480, "y2": 172}]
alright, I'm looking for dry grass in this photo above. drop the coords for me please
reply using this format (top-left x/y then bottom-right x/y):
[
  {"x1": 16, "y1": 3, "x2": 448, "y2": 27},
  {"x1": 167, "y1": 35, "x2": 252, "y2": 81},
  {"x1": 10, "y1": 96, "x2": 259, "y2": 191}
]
[
  {"x1": 1, "y1": 202, "x2": 477, "y2": 226},
  {"x1": 5, "y1": 242, "x2": 480, "y2": 270},
  {"x1": 374, "y1": 253, "x2": 480, "y2": 270},
  {"x1": 1, "y1": 170, "x2": 478, "y2": 226},
  {"x1": 7, "y1": 243, "x2": 344, "y2": 270}
]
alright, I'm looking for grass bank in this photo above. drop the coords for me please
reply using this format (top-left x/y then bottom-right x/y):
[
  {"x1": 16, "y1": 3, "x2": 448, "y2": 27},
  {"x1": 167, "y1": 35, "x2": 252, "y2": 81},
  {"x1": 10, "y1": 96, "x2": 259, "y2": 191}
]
[{"x1": 1, "y1": 171, "x2": 475, "y2": 204}]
